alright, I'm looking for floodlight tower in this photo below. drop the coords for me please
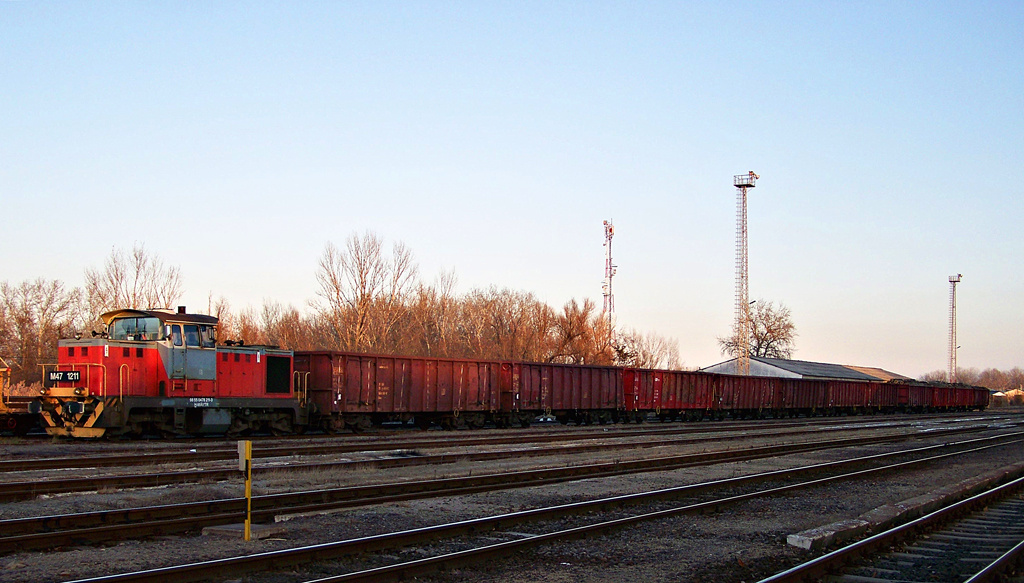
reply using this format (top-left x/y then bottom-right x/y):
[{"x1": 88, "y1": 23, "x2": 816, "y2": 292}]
[
  {"x1": 948, "y1": 274, "x2": 962, "y2": 383},
  {"x1": 602, "y1": 220, "x2": 617, "y2": 344},
  {"x1": 733, "y1": 171, "x2": 758, "y2": 375}
]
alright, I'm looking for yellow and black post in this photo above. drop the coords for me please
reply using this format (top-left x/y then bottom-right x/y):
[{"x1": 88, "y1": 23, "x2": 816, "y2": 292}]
[{"x1": 238, "y1": 440, "x2": 252, "y2": 541}]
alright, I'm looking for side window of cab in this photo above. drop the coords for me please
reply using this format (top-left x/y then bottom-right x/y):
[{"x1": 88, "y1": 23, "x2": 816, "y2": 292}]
[
  {"x1": 171, "y1": 325, "x2": 183, "y2": 347},
  {"x1": 200, "y1": 325, "x2": 216, "y2": 348},
  {"x1": 183, "y1": 325, "x2": 201, "y2": 347}
]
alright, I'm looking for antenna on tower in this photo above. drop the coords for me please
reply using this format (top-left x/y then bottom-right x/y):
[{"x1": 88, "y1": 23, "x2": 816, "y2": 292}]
[
  {"x1": 602, "y1": 220, "x2": 616, "y2": 345},
  {"x1": 733, "y1": 171, "x2": 758, "y2": 375},
  {"x1": 948, "y1": 274, "x2": 962, "y2": 383}
]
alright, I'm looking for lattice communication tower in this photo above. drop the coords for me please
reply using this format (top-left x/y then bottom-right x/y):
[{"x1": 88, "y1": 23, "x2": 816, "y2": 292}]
[
  {"x1": 602, "y1": 220, "x2": 617, "y2": 343},
  {"x1": 948, "y1": 274, "x2": 962, "y2": 383},
  {"x1": 733, "y1": 172, "x2": 758, "y2": 375}
]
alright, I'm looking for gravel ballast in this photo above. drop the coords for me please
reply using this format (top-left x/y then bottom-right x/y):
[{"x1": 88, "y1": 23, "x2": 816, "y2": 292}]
[{"x1": 1, "y1": 416, "x2": 1022, "y2": 583}]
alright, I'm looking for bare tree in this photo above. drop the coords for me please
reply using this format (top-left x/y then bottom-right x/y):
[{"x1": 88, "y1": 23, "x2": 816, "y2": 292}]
[
  {"x1": 919, "y1": 370, "x2": 948, "y2": 382},
  {"x1": 313, "y1": 232, "x2": 419, "y2": 351},
  {"x1": 615, "y1": 328, "x2": 683, "y2": 369},
  {"x1": 920, "y1": 367, "x2": 985, "y2": 385},
  {"x1": 0, "y1": 279, "x2": 81, "y2": 385},
  {"x1": 407, "y1": 270, "x2": 459, "y2": 356},
  {"x1": 458, "y1": 287, "x2": 557, "y2": 361},
  {"x1": 953, "y1": 367, "x2": 981, "y2": 385},
  {"x1": 260, "y1": 301, "x2": 315, "y2": 350},
  {"x1": 718, "y1": 299, "x2": 797, "y2": 359},
  {"x1": 977, "y1": 368, "x2": 1009, "y2": 389},
  {"x1": 207, "y1": 295, "x2": 235, "y2": 339},
  {"x1": 84, "y1": 244, "x2": 183, "y2": 318},
  {"x1": 549, "y1": 298, "x2": 612, "y2": 365},
  {"x1": 372, "y1": 240, "x2": 418, "y2": 348}
]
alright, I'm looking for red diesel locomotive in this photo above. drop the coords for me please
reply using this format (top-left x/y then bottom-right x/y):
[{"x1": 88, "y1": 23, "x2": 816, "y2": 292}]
[
  {"x1": 33, "y1": 307, "x2": 304, "y2": 438},
  {"x1": 33, "y1": 308, "x2": 990, "y2": 437}
]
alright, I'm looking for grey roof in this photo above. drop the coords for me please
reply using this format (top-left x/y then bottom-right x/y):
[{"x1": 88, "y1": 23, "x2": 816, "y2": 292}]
[{"x1": 750, "y1": 357, "x2": 881, "y2": 381}]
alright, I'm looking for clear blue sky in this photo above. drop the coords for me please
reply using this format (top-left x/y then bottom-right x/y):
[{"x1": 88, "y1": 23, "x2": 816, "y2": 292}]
[{"x1": 3, "y1": 2, "x2": 1022, "y2": 377}]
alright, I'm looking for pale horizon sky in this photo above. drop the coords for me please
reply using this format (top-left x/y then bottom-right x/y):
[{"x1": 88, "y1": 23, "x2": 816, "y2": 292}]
[{"x1": 3, "y1": 2, "x2": 1022, "y2": 378}]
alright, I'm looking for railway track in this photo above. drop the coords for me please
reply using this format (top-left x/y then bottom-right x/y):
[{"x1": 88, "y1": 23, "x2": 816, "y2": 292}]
[
  {"x1": 759, "y1": 475, "x2": 1024, "y2": 582},
  {"x1": 55, "y1": 433, "x2": 1024, "y2": 583},
  {"x1": 0, "y1": 409, "x2": 999, "y2": 473},
  {"x1": 3, "y1": 431, "x2": 1021, "y2": 557},
  {"x1": 0, "y1": 418, "x2": 1003, "y2": 501},
  {"x1": 2, "y1": 412, "x2": 991, "y2": 473}
]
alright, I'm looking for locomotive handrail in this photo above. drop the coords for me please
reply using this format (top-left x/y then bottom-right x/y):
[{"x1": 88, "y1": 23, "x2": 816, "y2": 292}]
[
  {"x1": 79, "y1": 363, "x2": 108, "y2": 398},
  {"x1": 292, "y1": 371, "x2": 310, "y2": 407},
  {"x1": 40, "y1": 362, "x2": 107, "y2": 396},
  {"x1": 118, "y1": 364, "x2": 130, "y2": 401}
]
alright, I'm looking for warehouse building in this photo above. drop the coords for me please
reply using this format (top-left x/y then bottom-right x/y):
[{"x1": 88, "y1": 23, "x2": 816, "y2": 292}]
[{"x1": 701, "y1": 356, "x2": 912, "y2": 382}]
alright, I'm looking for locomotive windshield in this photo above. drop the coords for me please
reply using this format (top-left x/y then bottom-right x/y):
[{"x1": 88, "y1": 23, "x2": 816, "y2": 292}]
[
  {"x1": 184, "y1": 325, "x2": 217, "y2": 347},
  {"x1": 108, "y1": 317, "x2": 162, "y2": 341},
  {"x1": 169, "y1": 324, "x2": 216, "y2": 348}
]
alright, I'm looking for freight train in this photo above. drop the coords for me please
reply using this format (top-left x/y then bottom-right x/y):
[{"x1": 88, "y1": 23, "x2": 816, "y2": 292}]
[{"x1": 28, "y1": 307, "x2": 990, "y2": 438}]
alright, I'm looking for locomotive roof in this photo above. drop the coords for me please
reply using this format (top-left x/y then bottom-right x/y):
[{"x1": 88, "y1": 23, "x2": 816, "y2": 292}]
[{"x1": 100, "y1": 309, "x2": 219, "y2": 326}]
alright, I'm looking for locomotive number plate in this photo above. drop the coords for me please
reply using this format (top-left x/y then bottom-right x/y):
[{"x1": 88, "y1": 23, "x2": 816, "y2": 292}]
[{"x1": 49, "y1": 371, "x2": 81, "y2": 382}]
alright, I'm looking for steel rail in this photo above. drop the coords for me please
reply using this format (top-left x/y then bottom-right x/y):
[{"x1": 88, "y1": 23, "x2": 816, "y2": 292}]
[
  {"x1": 0, "y1": 412, "x2": 974, "y2": 473},
  {"x1": 3, "y1": 430, "x2": 1020, "y2": 556},
  {"x1": 0, "y1": 422, "x2": 838, "y2": 473},
  {"x1": 964, "y1": 537, "x2": 1024, "y2": 583},
  {"x1": 60, "y1": 436, "x2": 1024, "y2": 583},
  {"x1": 757, "y1": 475, "x2": 1024, "y2": 582},
  {"x1": 1, "y1": 422, "x2": 995, "y2": 501}
]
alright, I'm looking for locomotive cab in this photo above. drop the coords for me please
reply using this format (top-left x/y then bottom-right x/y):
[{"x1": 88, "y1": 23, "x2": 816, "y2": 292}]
[{"x1": 33, "y1": 307, "x2": 302, "y2": 438}]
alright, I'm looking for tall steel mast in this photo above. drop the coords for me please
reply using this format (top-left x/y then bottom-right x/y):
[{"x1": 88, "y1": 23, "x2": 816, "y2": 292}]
[{"x1": 733, "y1": 171, "x2": 758, "y2": 375}]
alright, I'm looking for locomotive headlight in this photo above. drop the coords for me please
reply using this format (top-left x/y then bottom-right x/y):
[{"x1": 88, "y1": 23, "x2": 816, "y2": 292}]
[
  {"x1": 39, "y1": 388, "x2": 48, "y2": 395},
  {"x1": 74, "y1": 388, "x2": 84, "y2": 396}
]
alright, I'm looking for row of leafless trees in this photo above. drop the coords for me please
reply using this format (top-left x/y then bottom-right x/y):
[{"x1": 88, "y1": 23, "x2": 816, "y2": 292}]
[
  {"x1": 919, "y1": 367, "x2": 1024, "y2": 391},
  {"x1": 0, "y1": 236, "x2": 681, "y2": 385},
  {"x1": 215, "y1": 232, "x2": 681, "y2": 368}
]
